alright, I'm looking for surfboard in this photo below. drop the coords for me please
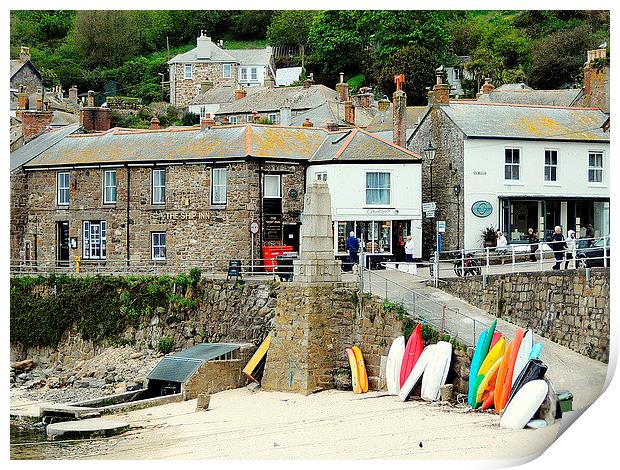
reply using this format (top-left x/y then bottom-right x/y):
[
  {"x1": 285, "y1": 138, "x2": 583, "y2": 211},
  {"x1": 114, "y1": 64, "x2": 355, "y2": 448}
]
[
  {"x1": 386, "y1": 336, "x2": 405, "y2": 395},
  {"x1": 512, "y1": 330, "x2": 533, "y2": 389},
  {"x1": 529, "y1": 343, "x2": 543, "y2": 360},
  {"x1": 398, "y1": 344, "x2": 436, "y2": 402},
  {"x1": 494, "y1": 340, "x2": 514, "y2": 411},
  {"x1": 352, "y1": 346, "x2": 369, "y2": 393},
  {"x1": 421, "y1": 341, "x2": 452, "y2": 401},
  {"x1": 500, "y1": 380, "x2": 548, "y2": 430},
  {"x1": 468, "y1": 319, "x2": 496, "y2": 407},
  {"x1": 346, "y1": 348, "x2": 362, "y2": 394},
  {"x1": 399, "y1": 323, "x2": 424, "y2": 388},
  {"x1": 475, "y1": 355, "x2": 503, "y2": 406},
  {"x1": 242, "y1": 335, "x2": 271, "y2": 383},
  {"x1": 497, "y1": 329, "x2": 524, "y2": 412}
]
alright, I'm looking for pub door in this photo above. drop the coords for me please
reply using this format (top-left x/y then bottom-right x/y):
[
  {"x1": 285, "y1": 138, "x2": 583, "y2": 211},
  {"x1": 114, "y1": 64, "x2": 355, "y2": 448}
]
[{"x1": 56, "y1": 221, "x2": 70, "y2": 266}]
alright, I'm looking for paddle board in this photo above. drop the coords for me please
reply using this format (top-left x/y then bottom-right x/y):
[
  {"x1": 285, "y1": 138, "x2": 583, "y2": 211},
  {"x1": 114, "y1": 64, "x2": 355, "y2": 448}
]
[
  {"x1": 398, "y1": 344, "x2": 436, "y2": 402},
  {"x1": 386, "y1": 336, "x2": 405, "y2": 395},
  {"x1": 497, "y1": 329, "x2": 524, "y2": 412},
  {"x1": 526, "y1": 419, "x2": 547, "y2": 429},
  {"x1": 242, "y1": 335, "x2": 271, "y2": 383},
  {"x1": 500, "y1": 380, "x2": 548, "y2": 430},
  {"x1": 346, "y1": 348, "x2": 362, "y2": 394},
  {"x1": 399, "y1": 324, "x2": 424, "y2": 388},
  {"x1": 352, "y1": 346, "x2": 369, "y2": 393},
  {"x1": 421, "y1": 341, "x2": 452, "y2": 401},
  {"x1": 494, "y1": 340, "x2": 514, "y2": 411},
  {"x1": 512, "y1": 330, "x2": 533, "y2": 389},
  {"x1": 529, "y1": 343, "x2": 543, "y2": 360}
]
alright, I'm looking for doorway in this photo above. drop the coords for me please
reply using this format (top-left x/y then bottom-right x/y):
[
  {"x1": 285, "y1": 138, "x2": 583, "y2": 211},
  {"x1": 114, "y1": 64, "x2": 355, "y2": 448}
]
[
  {"x1": 544, "y1": 201, "x2": 561, "y2": 241},
  {"x1": 393, "y1": 220, "x2": 409, "y2": 261},
  {"x1": 56, "y1": 221, "x2": 70, "y2": 266},
  {"x1": 283, "y1": 223, "x2": 300, "y2": 253}
]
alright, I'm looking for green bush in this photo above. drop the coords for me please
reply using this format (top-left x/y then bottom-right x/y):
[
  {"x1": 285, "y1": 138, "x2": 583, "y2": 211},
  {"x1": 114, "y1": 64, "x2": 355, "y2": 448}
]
[{"x1": 157, "y1": 336, "x2": 173, "y2": 354}]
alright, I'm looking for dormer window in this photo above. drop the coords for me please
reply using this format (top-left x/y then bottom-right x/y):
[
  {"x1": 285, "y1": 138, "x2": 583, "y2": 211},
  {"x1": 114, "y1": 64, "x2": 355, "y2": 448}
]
[{"x1": 184, "y1": 64, "x2": 193, "y2": 79}]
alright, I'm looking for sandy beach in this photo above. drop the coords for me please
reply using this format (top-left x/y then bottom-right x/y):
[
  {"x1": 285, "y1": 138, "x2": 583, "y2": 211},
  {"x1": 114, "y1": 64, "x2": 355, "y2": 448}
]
[{"x1": 57, "y1": 387, "x2": 561, "y2": 460}]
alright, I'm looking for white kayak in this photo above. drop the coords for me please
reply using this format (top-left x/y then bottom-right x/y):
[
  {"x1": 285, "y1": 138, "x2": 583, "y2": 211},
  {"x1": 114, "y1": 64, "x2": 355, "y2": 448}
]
[
  {"x1": 421, "y1": 341, "x2": 452, "y2": 401},
  {"x1": 500, "y1": 380, "x2": 549, "y2": 430},
  {"x1": 386, "y1": 336, "x2": 405, "y2": 395},
  {"x1": 398, "y1": 344, "x2": 436, "y2": 402},
  {"x1": 512, "y1": 330, "x2": 534, "y2": 389}
]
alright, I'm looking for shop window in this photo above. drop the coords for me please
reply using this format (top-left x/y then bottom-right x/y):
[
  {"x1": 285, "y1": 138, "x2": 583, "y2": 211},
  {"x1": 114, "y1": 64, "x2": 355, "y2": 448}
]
[
  {"x1": 212, "y1": 168, "x2": 227, "y2": 204},
  {"x1": 82, "y1": 221, "x2": 106, "y2": 260},
  {"x1": 223, "y1": 63, "x2": 232, "y2": 79},
  {"x1": 263, "y1": 174, "x2": 281, "y2": 198},
  {"x1": 152, "y1": 168, "x2": 166, "y2": 204},
  {"x1": 588, "y1": 152, "x2": 603, "y2": 183},
  {"x1": 337, "y1": 221, "x2": 392, "y2": 254},
  {"x1": 184, "y1": 64, "x2": 193, "y2": 79},
  {"x1": 365, "y1": 172, "x2": 391, "y2": 205},
  {"x1": 544, "y1": 150, "x2": 558, "y2": 182},
  {"x1": 504, "y1": 148, "x2": 520, "y2": 180},
  {"x1": 57, "y1": 172, "x2": 70, "y2": 205},
  {"x1": 103, "y1": 170, "x2": 117, "y2": 204},
  {"x1": 151, "y1": 232, "x2": 166, "y2": 260}
]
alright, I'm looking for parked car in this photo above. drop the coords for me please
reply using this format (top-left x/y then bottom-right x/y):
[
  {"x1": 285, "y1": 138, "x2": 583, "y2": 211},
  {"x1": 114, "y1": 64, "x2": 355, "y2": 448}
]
[{"x1": 576, "y1": 237, "x2": 610, "y2": 268}]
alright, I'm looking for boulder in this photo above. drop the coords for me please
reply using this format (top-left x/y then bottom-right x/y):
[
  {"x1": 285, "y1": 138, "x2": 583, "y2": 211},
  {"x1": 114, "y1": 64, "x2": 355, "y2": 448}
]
[{"x1": 11, "y1": 359, "x2": 35, "y2": 372}]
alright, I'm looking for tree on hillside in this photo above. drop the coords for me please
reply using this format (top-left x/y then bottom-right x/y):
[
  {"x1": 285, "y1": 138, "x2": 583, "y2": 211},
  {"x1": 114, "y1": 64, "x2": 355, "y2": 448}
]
[
  {"x1": 267, "y1": 10, "x2": 319, "y2": 69},
  {"x1": 528, "y1": 24, "x2": 608, "y2": 89},
  {"x1": 375, "y1": 45, "x2": 438, "y2": 106}
]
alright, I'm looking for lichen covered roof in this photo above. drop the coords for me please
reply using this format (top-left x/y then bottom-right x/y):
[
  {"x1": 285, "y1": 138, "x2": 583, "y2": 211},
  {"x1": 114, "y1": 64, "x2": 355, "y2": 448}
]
[
  {"x1": 217, "y1": 85, "x2": 338, "y2": 114},
  {"x1": 290, "y1": 101, "x2": 377, "y2": 128},
  {"x1": 477, "y1": 88, "x2": 582, "y2": 107},
  {"x1": 443, "y1": 102, "x2": 609, "y2": 142}
]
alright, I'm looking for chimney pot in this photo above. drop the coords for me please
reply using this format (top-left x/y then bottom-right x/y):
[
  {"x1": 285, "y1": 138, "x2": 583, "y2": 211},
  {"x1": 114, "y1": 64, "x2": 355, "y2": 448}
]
[
  {"x1": 481, "y1": 78, "x2": 495, "y2": 95},
  {"x1": 344, "y1": 100, "x2": 355, "y2": 125},
  {"x1": 20, "y1": 46, "x2": 30, "y2": 63},
  {"x1": 302, "y1": 118, "x2": 313, "y2": 127},
  {"x1": 150, "y1": 116, "x2": 161, "y2": 130},
  {"x1": 335, "y1": 72, "x2": 349, "y2": 102},
  {"x1": 234, "y1": 86, "x2": 247, "y2": 101},
  {"x1": 87, "y1": 90, "x2": 95, "y2": 107}
]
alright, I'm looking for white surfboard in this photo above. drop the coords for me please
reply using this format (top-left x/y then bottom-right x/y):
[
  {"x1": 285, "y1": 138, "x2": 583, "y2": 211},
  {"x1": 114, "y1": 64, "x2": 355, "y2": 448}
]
[
  {"x1": 500, "y1": 380, "x2": 548, "y2": 430},
  {"x1": 398, "y1": 344, "x2": 436, "y2": 402},
  {"x1": 421, "y1": 341, "x2": 452, "y2": 401},
  {"x1": 386, "y1": 336, "x2": 405, "y2": 395},
  {"x1": 512, "y1": 330, "x2": 534, "y2": 389}
]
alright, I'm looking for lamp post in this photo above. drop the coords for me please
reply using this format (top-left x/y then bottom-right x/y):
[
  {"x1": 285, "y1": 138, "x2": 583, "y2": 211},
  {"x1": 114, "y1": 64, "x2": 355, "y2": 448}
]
[
  {"x1": 158, "y1": 72, "x2": 165, "y2": 102},
  {"x1": 423, "y1": 141, "x2": 437, "y2": 261}
]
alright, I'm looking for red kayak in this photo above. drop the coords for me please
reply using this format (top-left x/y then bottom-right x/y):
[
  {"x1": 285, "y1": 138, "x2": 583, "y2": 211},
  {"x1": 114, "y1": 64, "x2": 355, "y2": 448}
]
[{"x1": 399, "y1": 323, "x2": 424, "y2": 388}]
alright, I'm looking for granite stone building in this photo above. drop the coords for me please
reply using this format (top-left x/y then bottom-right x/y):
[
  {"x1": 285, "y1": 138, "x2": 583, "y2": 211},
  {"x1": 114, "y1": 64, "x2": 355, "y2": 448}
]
[{"x1": 10, "y1": 122, "x2": 420, "y2": 270}]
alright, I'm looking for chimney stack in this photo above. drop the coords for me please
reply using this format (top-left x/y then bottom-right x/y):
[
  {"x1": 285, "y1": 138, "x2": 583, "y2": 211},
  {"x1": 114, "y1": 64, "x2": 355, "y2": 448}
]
[
  {"x1": 428, "y1": 66, "x2": 450, "y2": 105},
  {"x1": 80, "y1": 107, "x2": 112, "y2": 132},
  {"x1": 22, "y1": 110, "x2": 54, "y2": 143},
  {"x1": 481, "y1": 77, "x2": 495, "y2": 95},
  {"x1": 17, "y1": 85, "x2": 29, "y2": 111},
  {"x1": 280, "y1": 99, "x2": 292, "y2": 126},
  {"x1": 20, "y1": 46, "x2": 30, "y2": 63},
  {"x1": 302, "y1": 118, "x2": 314, "y2": 127},
  {"x1": 201, "y1": 113, "x2": 215, "y2": 129},
  {"x1": 335, "y1": 72, "x2": 349, "y2": 102},
  {"x1": 265, "y1": 76, "x2": 275, "y2": 88},
  {"x1": 234, "y1": 86, "x2": 247, "y2": 101},
  {"x1": 344, "y1": 100, "x2": 355, "y2": 125},
  {"x1": 582, "y1": 47, "x2": 609, "y2": 113},
  {"x1": 252, "y1": 111, "x2": 260, "y2": 123},
  {"x1": 303, "y1": 73, "x2": 314, "y2": 88},
  {"x1": 69, "y1": 86, "x2": 78, "y2": 104},
  {"x1": 87, "y1": 90, "x2": 95, "y2": 107},
  {"x1": 357, "y1": 87, "x2": 373, "y2": 108},
  {"x1": 150, "y1": 116, "x2": 161, "y2": 130},
  {"x1": 392, "y1": 74, "x2": 407, "y2": 148}
]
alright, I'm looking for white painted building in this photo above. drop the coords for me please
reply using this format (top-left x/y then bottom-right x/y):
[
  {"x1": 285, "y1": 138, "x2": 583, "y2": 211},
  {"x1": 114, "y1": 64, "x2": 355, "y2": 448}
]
[{"x1": 307, "y1": 129, "x2": 423, "y2": 262}]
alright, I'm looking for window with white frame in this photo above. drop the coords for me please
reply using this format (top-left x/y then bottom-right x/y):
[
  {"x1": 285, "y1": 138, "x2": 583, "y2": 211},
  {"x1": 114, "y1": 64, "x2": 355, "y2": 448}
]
[
  {"x1": 588, "y1": 152, "x2": 603, "y2": 183},
  {"x1": 184, "y1": 64, "x2": 192, "y2": 79},
  {"x1": 240, "y1": 68, "x2": 248, "y2": 81},
  {"x1": 152, "y1": 168, "x2": 166, "y2": 204},
  {"x1": 103, "y1": 170, "x2": 117, "y2": 204},
  {"x1": 200, "y1": 107, "x2": 206, "y2": 119},
  {"x1": 365, "y1": 172, "x2": 391, "y2": 205},
  {"x1": 504, "y1": 148, "x2": 520, "y2": 180},
  {"x1": 250, "y1": 67, "x2": 258, "y2": 81},
  {"x1": 453, "y1": 68, "x2": 460, "y2": 81},
  {"x1": 246, "y1": 115, "x2": 253, "y2": 123},
  {"x1": 57, "y1": 172, "x2": 70, "y2": 205},
  {"x1": 151, "y1": 232, "x2": 166, "y2": 260},
  {"x1": 223, "y1": 63, "x2": 232, "y2": 79},
  {"x1": 263, "y1": 174, "x2": 281, "y2": 198},
  {"x1": 229, "y1": 116, "x2": 238, "y2": 124},
  {"x1": 212, "y1": 167, "x2": 227, "y2": 204},
  {"x1": 268, "y1": 113, "x2": 277, "y2": 123},
  {"x1": 82, "y1": 221, "x2": 106, "y2": 259},
  {"x1": 316, "y1": 172, "x2": 327, "y2": 182},
  {"x1": 544, "y1": 150, "x2": 558, "y2": 182}
]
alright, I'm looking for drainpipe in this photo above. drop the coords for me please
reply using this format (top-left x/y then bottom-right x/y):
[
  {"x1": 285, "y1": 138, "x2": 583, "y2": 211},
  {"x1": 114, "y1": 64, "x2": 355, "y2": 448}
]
[
  {"x1": 126, "y1": 164, "x2": 130, "y2": 267},
  {"x1": 258, "y1": 160, "x2": 263, "y2": 256}
]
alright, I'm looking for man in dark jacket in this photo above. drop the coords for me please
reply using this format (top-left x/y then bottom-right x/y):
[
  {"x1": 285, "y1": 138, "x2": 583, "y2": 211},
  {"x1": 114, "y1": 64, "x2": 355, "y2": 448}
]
[
  {"x1": 527, "y1": 228, "x2": 539, "y2": 262},
  {"x1": 346, "y1": 231, "x2": 360, "y2": 269},
  {"x1": 550, "y1": 226, "x2": 567, "y2": 270}
]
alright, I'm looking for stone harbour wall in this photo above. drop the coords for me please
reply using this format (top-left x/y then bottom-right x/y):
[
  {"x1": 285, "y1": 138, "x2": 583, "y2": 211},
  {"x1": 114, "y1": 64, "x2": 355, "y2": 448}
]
[{"x1": 442, "y1": 269, "x2": 610, "y2": 362}]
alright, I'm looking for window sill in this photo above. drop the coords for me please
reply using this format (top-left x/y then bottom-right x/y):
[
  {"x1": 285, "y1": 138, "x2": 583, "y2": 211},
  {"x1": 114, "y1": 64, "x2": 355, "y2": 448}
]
[
  {"x1": 503, "y1": 181, "x2": 524, "y2": 186},
  {"x1": 210, "y1": 204, "x2": 227, "y2": 210},
  {"x1": 363, "y1": 205, "x2": 394, "y2": 209},
  {"x1": 543, "y1": 183, "x2": 561, "y2": 187},
  {"x1": 151, "y1": 259, "x2": 166, "y2": 262},
  {"x1": 56, "y1": 205, "x2": 70, "y2": 209},
  {"x1": 81, "y1": 259, "x2": 107, "y2": 263},
  {"x1": 587, "y1": 184, "x2": 607, "y2": 188}
]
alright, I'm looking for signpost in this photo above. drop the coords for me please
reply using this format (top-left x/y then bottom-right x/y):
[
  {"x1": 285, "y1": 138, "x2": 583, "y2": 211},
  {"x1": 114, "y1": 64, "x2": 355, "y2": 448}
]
[
  {"x1": 250, "y1": 221, "x2": 260, "y2": 272},
  {"x1": 422, "y1": 202, "x2": 437, "y2": 212}
]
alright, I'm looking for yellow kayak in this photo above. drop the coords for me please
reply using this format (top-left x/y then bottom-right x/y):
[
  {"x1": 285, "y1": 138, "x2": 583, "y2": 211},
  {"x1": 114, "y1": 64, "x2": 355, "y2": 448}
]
[
  {"x1": 352, "y1": 346, "x2": 369, "y2": 393},
  {"x1": 242, "y1": 335, "x2": 271, "y2": 383},
  {"x1": 346, "y1": 348, "x2": 362, "y2": 394},
  {"x1": 478, "y1": 337, "x2": 506, "y2": 377},
  {"x1": 476, "y1": 355, "x2": 504, "y2": 405}
]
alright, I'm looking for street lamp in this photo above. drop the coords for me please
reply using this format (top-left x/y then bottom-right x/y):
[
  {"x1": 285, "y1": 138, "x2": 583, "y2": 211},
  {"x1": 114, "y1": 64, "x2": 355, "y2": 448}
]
[
  {"x1": 158, "y1": 72, "x2": 164, "y2": 102},
  {"x1": 423, "y1": 140, "x2": 437, "y2": 200}
]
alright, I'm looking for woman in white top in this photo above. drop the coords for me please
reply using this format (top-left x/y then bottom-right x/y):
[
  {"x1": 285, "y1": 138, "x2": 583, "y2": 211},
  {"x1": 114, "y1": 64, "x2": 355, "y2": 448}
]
[
  {"x1": 404, "y1": 235, "x2": 415, "y2": 263},
  {"x1": 496, "y1": 230, "x2": 508, "y2": 264},
  {"x1": 565, "y1": 230, "x2": 576, "y2": 269}
]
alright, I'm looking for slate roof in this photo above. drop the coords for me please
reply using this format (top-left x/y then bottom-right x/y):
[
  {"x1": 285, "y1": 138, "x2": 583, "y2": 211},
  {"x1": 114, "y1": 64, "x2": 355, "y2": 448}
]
[
  {"x1": 10, "y1": 59, "x2": 43, "y2": 81},
  {"x1": 11, "y1": 123, "x2": 82, "y2": 172},
  {"x1": 21, "y1": 124, "x2": 420, "y2": 169},
  {"x1": 366, "y1": 105, "x2": 427, "y2": 132},
  {"x1": 310, "y1": 128, "x2": 421, "y2": 163},
  {"x1": 478, "y1": 88, "x2": 583, "y2": 107},
  {"x1": 168, "y1": 41, "x2": 237, "y2": 64},
  {"x1": 189, "y1": 83, "x2": 262, "y2": 106},
  {"x1": 441, "y1": 102, "x2": 609, "y2": 142},
  {"x1": 217, "y1": 85, "x2": 339, "y2": 115},
  {"x1": 227, "y1": 47, "x2": 272, "y2": 66},
  {"x1": 290, "y1": 101, "x2": 377, "y2": 128},
  {"x1": 168, "y1": 36, "x2": 272, "y2": 66},
  {"x1": 494, "y1": 83, "x2": 533, "y2": 92}
]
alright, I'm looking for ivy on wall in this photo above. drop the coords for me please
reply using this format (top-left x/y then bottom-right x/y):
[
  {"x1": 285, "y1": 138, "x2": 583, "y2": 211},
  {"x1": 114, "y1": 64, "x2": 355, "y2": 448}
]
[{"x1": 10, "y1": 268, "x2": 202, "y2": 348}]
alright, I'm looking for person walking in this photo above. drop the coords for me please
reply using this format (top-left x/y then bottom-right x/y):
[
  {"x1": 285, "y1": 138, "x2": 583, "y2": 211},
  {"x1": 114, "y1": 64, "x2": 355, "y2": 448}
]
[
  {"x1": 404, "y1": 235, "x2": 415, "y2": 263},
  {"x1": 564, "y1": 230, "x2": 576, "y2": 269},
  {"x1": 527, "y1": 228, "x2": 539, "y2": 262},
  {"x1": 346, "y1": 231, "x2": 360, "y2": 270},
  {"x1": 550, "y1": 226, "x2": 567, "y2": 270},
  {"x1": 496, "y1": 230, "x2": 508, "y2": 264}
]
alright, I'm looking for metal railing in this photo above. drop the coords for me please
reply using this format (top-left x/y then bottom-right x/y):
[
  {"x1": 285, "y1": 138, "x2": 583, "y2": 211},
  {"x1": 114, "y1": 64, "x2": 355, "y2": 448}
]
[
  {"x1": 428, "y1": 235, "x2": 610, "y2": 286},
  {"x1": 360, "y1": 261, "x2": 487, "y2": 347}
]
